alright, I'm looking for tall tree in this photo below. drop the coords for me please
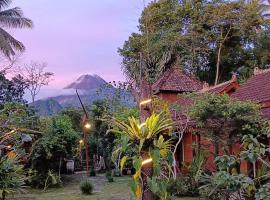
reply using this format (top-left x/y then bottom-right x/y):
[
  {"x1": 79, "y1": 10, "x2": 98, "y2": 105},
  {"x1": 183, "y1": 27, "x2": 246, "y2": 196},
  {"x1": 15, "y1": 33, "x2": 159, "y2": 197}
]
[
  {"x1": 0, "y1": 0, "x2": 33, "y2": 58},
  {"x1": 119, "y1": 0, "x2": 270, "y2": 85}
]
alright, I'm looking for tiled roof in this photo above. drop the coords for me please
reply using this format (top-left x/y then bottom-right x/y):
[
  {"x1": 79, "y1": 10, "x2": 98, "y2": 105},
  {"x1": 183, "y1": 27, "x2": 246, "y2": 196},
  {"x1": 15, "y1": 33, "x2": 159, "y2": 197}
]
[
  {"x1": 200, "y1": 75, "x2": 239, "y2": 94},
  {"x1": 262, "y1": 107, "x2": 270, "y2": 120},
  {"x1": 232, "y1": 69, "x2": 270, "y2": 103},
  {"x1": 152, "y1": 65, "x2": 202, "y2": 93}
]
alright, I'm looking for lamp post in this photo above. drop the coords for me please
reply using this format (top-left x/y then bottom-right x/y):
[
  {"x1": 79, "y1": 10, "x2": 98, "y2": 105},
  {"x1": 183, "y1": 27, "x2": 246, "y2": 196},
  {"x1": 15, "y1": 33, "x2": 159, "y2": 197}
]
[
  {"x1": 79, "y1": 139, "x2": 83, "y2": 168},
  {"x1": 83, "y1": 118, "x2": 91, "y2": 177},
  {"x1": 76, "y1": 89, "x2": 92, "y2": 177}
]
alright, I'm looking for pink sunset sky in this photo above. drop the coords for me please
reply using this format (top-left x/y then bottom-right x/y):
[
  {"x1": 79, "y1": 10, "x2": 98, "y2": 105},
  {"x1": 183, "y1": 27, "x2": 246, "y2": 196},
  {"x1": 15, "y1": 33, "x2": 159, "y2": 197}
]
[{"x1": 11, "y1": 0, "x2": 151, "y2": 99}]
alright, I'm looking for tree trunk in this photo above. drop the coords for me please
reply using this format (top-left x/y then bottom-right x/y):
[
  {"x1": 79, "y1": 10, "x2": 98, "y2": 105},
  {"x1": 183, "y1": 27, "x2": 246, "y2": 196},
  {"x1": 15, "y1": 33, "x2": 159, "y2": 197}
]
[
  {"x1": 253, "y1": 162, "x2": 256, "y2": 178},
  {"x1": 2, "y1": 190, "x2": 6, "y2": 200},
  {"x1": 213, "y1": 135, "x2": 219, "y2": 158},
  {"x1": 215, "y1": 42, "x2": 222, "y2": 86},
  {"x1": 141, "y1": 162, "x2": 156, "y2": 200},
  {"x1": 173, "y1": 132, "x2": 184, "y2": 180}
]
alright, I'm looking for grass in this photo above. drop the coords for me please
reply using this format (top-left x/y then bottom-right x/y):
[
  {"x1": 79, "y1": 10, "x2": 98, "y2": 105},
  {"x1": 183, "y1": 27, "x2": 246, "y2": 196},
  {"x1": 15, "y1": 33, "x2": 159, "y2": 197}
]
[{"x1": 14, "y1": 173, "x2": 198, "y2": 200}]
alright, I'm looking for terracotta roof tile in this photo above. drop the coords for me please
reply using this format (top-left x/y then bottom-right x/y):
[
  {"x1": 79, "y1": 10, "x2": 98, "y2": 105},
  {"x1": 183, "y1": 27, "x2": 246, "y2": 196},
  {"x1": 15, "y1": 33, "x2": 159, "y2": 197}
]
[
  {"x1": 152, "y1": 66, "x2": 202, "y2": 93},
  {"x1": 232, "y1": 70, "x2": 270, "y2": 103}
]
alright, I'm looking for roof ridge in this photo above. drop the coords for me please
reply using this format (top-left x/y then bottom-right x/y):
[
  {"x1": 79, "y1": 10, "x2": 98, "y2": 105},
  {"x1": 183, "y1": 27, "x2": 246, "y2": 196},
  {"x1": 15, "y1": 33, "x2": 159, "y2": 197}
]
[
  {"x1": 254, "y1": 67, "x2": 270, "y2": 75},
  {"x1": 201, "y1": 74, "x2": 237, "y2": 92}
]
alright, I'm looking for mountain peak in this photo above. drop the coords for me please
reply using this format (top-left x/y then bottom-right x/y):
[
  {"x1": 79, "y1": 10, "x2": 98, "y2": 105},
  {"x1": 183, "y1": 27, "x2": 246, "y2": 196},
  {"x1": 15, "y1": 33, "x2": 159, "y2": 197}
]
[{"x1": 64, "y1": 74, "x2": 107, "y2": 90}]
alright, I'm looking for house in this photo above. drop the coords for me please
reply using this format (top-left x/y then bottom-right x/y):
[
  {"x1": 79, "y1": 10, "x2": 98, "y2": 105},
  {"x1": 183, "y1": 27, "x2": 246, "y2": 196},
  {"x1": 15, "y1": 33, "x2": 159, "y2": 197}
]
[
  {"x1": 232, "y1": 67, "x2": 270, "y2": 120},
  {"x1": 152, "y1": 66, "x2": 240, "y2": 170},
  {"x1": 152, "y1": 65, "x2": 268, "y2": 173}
]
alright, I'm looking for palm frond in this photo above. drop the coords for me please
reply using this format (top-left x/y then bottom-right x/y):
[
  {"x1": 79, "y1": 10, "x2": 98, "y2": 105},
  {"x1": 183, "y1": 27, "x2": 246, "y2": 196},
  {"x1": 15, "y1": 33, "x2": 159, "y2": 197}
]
[
  {"x1": 145, "y1": 111, "x2": 174, "y2": 139},
  {"x1": 0, "y1": 7, "x2": 33, "y2": 28},
  {"x1": 0, "y1": 27, "x2": 24, "y2": 57},
  {"x1": 0, "y1": 0, "x2": 12, "y2": 10}
]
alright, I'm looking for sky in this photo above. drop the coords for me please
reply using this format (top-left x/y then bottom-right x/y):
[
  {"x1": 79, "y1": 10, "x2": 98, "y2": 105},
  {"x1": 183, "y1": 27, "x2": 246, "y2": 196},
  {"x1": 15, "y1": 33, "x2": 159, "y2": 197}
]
[{"x1": 11, "y1": 0, "x2": 151, "y2": 99}]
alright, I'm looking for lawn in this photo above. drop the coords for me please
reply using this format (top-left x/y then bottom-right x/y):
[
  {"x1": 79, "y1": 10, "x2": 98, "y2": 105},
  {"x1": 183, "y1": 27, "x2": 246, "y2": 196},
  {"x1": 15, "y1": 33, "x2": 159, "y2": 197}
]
[{"x1": 13, "y1": 173, "x2": 198, "y2": 200}]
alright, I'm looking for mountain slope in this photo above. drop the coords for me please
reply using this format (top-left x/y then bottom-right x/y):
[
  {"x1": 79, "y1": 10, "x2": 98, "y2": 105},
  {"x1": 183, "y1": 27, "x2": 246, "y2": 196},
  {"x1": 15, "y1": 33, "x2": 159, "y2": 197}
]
[
  {"x1": 33, "y1": 74, "x2": 135, "y2": 116},
  {"x1": 64, "y1": 74, "x2": 107, "y2": 90},
  {"x1": 33, "y1": 99, "x2": 63, "y2": 116}
]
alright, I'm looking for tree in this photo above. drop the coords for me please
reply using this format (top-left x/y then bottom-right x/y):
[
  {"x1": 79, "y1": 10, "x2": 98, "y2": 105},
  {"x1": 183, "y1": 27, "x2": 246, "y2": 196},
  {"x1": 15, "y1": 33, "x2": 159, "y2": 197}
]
[
  {"x1": 119, "y1": 0, "x2": 270, "y2": 85},
  {"x1": 0, "y1": 0, "x2": 33, "y2": 58},
  {"x1": 0, "y1": 73, "x2": 28, "y2": 106},
  {"x1": 0, "y1": 157, "x2": 25, "y2": 200},
  {"x1": 30, "y1": 114, "x2": 79, "y2": 188},
  {"x1": 23, "y1": 62, "x2": 54, "y2": 104},
  {"x1": 189, "y1": 93, "x2": 264, "y2": 158},
  {"x1": 108, "y1": 111, "x2": 174, "y2": 199}
]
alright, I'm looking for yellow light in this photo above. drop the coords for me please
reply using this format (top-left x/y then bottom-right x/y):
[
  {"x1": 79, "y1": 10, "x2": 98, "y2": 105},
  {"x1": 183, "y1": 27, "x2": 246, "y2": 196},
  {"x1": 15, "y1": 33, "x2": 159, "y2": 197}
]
[
  {"x1": 139, "y1": 122, "x2": 146, "y2": 129},
  {"x1": 84, "y1": 123, "x2": 91, "y2": 129},
  {"x1": 140, "y1": 99, "x2": 152, "y2": 106},
  {"x1": 142, "y1": 158, "x2": 153, "y2": 166},
  {"x1": 79, "y1": 140, "x2": 84, "y2": 144}
]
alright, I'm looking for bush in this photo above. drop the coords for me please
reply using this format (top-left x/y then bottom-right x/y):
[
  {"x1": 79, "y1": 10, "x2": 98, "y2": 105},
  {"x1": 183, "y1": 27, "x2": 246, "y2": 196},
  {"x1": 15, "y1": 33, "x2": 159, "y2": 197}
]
[
  {"x1": 168, "y1": 176, "x2": 199, "y2": 197},
  {"x1": 106, "y1": 171, "x2": 114, "y2": 182},
  {"x1": 80, "y1": 180, "x2": 94, "y2": 195},
  {"x1": 90, "y1": 169, "x2": 96, "y2": 177}
]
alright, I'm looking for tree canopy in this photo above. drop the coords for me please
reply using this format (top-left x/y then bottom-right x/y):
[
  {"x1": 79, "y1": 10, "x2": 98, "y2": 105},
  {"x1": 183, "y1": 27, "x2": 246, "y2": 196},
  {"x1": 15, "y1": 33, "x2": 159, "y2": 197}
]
[{"x1": 119, "y1": 0, "x2": 270, "y2": 85}]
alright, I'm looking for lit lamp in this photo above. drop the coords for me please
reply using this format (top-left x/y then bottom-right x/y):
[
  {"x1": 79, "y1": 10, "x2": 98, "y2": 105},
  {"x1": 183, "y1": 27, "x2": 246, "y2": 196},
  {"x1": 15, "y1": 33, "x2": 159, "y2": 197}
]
[
  {"x1": 84, "y1": 122, "x2": 91, "y2": 129},
  {"x1": 140, "y1": 99, "x2": 152, "y2": 107},
  {"x1": 79, "y1": 139, "x2": 84, "y2": 144},
  {"x1": 83, "y1": 119, "x2": 91, "y2": 176},
  {"x1": 142, "y1": 158, "x2": 153, "y2": 166}
]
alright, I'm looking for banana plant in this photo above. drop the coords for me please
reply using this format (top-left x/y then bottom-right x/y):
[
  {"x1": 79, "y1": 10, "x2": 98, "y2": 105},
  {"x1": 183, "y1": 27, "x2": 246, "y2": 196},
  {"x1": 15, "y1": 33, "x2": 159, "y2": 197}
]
[{"x1": 107, "y1": 111, "x2": 174, "y2": 199}]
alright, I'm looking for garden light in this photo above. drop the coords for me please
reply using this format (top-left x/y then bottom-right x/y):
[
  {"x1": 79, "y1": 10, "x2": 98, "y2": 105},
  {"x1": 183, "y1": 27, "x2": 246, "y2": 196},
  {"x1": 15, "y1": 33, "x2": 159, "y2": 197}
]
[
  {"x1": 84, "y1": 122, "x2": 91, "y2": 129},
  {"x1": 142, "y1": 158, "x2": 152, "y2": 166},
  {"x1": 79, "y1": 139, "x2": 83, "y2": 144},
  {"x1": 140, "y1": 99, "x2": 152, "y2": 106}
]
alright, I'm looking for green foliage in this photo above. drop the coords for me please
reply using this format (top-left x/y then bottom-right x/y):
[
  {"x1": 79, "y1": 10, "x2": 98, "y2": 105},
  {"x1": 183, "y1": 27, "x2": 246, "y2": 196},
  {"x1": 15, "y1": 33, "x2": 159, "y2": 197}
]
[
  {"x1": 119, "y1": 0, "x2": 270, "y2": 85},
  {"x1": 199, "y1": 171, "x2": 255, "y2": 200},
  {"x1": 43, "y1": 170, "x2": 62, "y2": 191},
  {"x1": 168, "y1": 151, "x2": 207, "y2": 197},
  {"x1": 30, "y1": 114, "x2": 79, "y2": 187},
  {"x1": 0, "y1": 74, "x2": 28, "y2": 105},
  {"x1": 215, "y1": 155, "x2": 239, "y2": 174},
  {"x1": 80, "y1": 180, "x2": 94, "y2": 195},
  {"x1": 108, "y1": 111, "x2": 174, "y2": 199},
  {"x1": 0, "y1": 0, "x2": 33, "y2": 58},
  {"x1": 0, "y1": 157, "x2": 25, "y2": 200},
  {"x1": 255, "y1": 183, "x2": 270, "y2": 200},
  {"x1": 189, "y1": 93, "x2": 264, "y2": 157},
  {"x1": 105, "y1": 171, "x2": 114, "y2": 182}
]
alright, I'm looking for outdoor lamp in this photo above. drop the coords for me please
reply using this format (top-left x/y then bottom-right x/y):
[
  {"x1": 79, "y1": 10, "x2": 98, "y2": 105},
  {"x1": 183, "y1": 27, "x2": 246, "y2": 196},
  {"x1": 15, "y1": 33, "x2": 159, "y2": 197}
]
[
  {"x1": 84, "y1": 122, "x2": 91, "y2": 129},
  {"x1": 79, "y1": 139, "x2": 84, "y2": 144},
  {"x1": 142, "y1": 158, "x2": 153, "y2": 166},
  {"x1": 140, "y1": 99, "x2": 152, "y2": 106}
]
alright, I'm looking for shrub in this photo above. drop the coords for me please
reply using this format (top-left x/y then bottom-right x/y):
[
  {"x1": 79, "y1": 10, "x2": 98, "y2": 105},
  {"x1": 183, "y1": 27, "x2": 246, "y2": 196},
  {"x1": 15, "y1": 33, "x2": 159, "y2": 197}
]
[
  {"x1": 106, "y1": 171, "x2": 114, "y2": 182},
  {"x1": 80, "y1": 180, "x2": 94, "y2": 195},
  {"x1": 0, "y1": 157, "x2": 25, "y2": 200},
  {"x1": 90, "y1": 169, "x2": 96, "y2": 177},
  {"x1": 168, "y1": 176, "x2": 199, "y2": 197}
]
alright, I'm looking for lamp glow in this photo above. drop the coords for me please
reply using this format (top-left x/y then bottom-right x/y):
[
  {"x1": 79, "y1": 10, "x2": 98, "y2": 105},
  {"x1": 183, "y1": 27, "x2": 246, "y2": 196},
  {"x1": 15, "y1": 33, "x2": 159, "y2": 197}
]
[
  {"x1": 79, "y1": 139, "x2": 83, "y2": 144},
  {"x1": 140, "y1": 99, "x2": 152, "y2": 106},
  {"x1": 84, "y1": 123, "x2": 91, "y2": 129},
  {"x1": 142, "y1": 158, "x2": 153, "y2": 166},
  {"x1": 139, "y1": 122, "x2": 146, "y2": 129}
]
